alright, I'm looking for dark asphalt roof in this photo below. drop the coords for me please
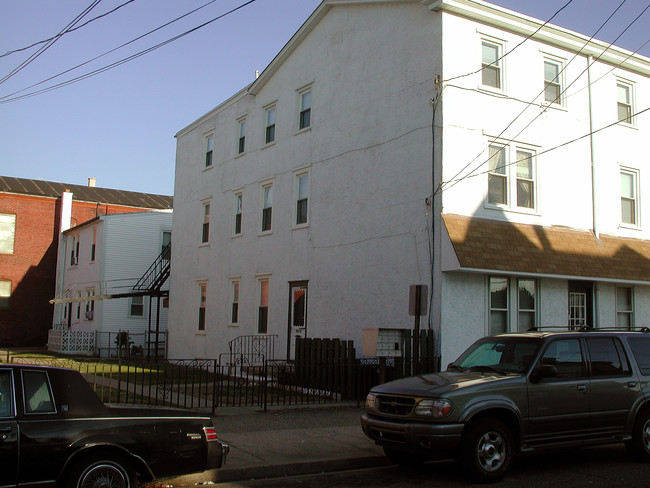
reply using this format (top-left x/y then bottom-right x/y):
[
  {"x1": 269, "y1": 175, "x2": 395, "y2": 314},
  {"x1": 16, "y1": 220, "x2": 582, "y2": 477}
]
[{"x1": 0, "y1": 176, "x2": 172, "y2": 209}]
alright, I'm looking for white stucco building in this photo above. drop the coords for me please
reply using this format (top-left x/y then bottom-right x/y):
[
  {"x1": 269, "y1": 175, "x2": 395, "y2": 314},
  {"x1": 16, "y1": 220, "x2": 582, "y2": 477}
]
[
  {"x1": 169, "y1": 0, "x2": 650, "y2": 364},
  {"x1": 51, "y1": 211, "x2": 172, "y2": 356}
]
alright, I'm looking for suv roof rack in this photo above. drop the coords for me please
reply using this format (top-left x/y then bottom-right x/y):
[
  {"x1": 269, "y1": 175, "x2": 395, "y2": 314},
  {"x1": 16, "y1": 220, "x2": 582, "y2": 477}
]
[{"x1": 527, "y1": 326, "x2": 650, "y2": 333}]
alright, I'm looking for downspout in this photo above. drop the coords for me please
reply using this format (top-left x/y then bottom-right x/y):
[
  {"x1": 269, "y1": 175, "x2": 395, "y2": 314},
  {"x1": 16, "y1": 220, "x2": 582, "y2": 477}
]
[{"x1": 587, "y1": 55, "x2": 599, "y2": 328}]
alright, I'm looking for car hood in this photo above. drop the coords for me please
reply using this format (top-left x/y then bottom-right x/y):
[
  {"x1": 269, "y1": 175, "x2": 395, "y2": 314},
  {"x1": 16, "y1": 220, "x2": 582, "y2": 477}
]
[{"x1": 370, "y1": 370, "x2": 519, "y2": 397}]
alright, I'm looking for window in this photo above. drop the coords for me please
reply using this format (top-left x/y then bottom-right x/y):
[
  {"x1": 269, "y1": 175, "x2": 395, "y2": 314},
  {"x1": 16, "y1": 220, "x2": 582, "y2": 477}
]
[
  {"x1": 540, "y1": 339, "x2": 585, "y2": 379},
  {"x1": 230, "y1": 280, "x2": 239, "y2": 325},
  {"x1": 518, "y1": 279, "x2": 536, "y2": 332},
  {"x1": 258, "y1": 278, "x2": 269, "y2": 333},
  {"x1": 629, "y1": 337, "x2": 650, "y2": 375},
  {"x1": 543, "y1": 60, "x2": 562, "y2": 104},
  {"x1": 0, "y1": 214, "x2": 15, "y2": 254},
  {"x1": 617, "y1": 81, "x2": 633, "y2": 124},
  {"x1": 299, "y1": 90, "x2": 311, "y2": 130},
  {"x1": 295, "y1": 171, "x2": 309, "y2": 226},
  {"x1": 70, "y1": 235, "x2": 79, "y2": 266},
  {"x1": 0, "y1": 370, "x2": 12, "y2": 417},
  {"x1": 201, "y1": 202, "x2": 211, "y2": 244},
  {"x1": 238, "y1": 119, "x2": 246, "y2": 154},
  {"x1": 616, "y1": 287, "x2": 633, "y2": 329},
  {"x1": 261, "y1": 183, "x2": 273, "y2": 232},
  {"x1": 76, "y1": 293, "x2": 81, "y2": 320},
  {"x1": 85, "y1": 290, "x2": 95, "y2": 320},
  {"x1": 620, "y1": 169, "x2": 639, "y2": 226},
  {"x1": 198, "y1": 283, "x2": 207, "y2": 331},
  {"x1": 481, "y1": 40, "x2": 502, "y2": 89},
  {"x1": 22, "y1": 370, "x2": 55, "y2": 414},
  {"x1": 586, "y1": 338, "x2": 630, "y2": 377},
  {"x1": 489, "y1": 277, "x2": 508, "y2": 334},
  {"x1": 91, "y1": 228, "x2": 97, "y2": 262},
  {"x1": 130, "y1": 296, "x2": 144, "y2": 317},
  {"x1": 487, "y1": 143, "x2": 536, "y2": 211},
  {"x1": 0, "y1": 281, "x2": 10, "y2": 309},
  {"x1": 265, "y1": 106, "x2": 276, "y2": 144},
  {"x1": 234, "y1": 192, "x2": 243, "y2": 236},
  {"x1": 205, "y1": 134, "x2": 214, "y2": 168},
  {"x1": 162, "y1": 231, "x2": 171, "y2": 255}
]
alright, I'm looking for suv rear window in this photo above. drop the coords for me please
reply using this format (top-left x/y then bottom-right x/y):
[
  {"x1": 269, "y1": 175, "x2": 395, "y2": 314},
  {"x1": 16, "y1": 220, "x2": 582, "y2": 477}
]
[
  {"x1": 586, "y1": 337, "x2": 630, "y2": 377},
  {"x1": 628, "y1": 337, "x2": 650, "y2": 375}
]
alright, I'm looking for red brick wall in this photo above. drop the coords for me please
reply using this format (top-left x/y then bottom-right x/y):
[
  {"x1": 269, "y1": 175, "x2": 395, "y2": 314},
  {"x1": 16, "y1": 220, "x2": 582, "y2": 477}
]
[{"x1": 0, "y1": 192, "x2": 162, "y2": 347}]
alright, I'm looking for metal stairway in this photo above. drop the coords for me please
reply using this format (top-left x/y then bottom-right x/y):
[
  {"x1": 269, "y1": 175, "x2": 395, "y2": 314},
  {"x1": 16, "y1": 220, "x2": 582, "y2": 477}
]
[{"x1": 133, "y1": 242, "x2": 171, "y2": 293}]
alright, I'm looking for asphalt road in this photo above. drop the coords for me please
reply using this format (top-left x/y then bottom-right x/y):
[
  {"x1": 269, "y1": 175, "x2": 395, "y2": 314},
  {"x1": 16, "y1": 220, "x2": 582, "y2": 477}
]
[{"x1": 210, "y1": 443, "x2": 650, "y2": 488}]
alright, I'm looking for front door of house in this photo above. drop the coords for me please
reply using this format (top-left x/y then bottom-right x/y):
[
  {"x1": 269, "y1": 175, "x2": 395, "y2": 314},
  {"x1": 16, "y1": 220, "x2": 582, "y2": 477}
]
[
  {"x1": 288, "y1": 281, "x2": 308, "y2": 360},
  {"x1": 569, "y1": 281, "x2": 593, "y2": 329}
]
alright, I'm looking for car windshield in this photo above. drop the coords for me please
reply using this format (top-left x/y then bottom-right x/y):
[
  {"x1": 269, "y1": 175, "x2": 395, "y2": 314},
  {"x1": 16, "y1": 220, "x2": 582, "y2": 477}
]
[{"x1": 449, "y1": 337, "x2": 541, "y2": 374}]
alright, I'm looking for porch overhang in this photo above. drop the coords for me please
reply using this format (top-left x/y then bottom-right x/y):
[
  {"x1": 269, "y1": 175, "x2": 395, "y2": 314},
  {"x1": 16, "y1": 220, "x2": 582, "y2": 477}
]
[{"x1": 441, "y1": 214, "x2": 650, "y2": 285}]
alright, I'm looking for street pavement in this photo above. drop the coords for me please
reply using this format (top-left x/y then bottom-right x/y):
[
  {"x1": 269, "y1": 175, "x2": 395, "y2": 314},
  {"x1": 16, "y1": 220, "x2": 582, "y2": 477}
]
[{"x1": 163, "y1": 404, "x2": 389, "y2": 486}]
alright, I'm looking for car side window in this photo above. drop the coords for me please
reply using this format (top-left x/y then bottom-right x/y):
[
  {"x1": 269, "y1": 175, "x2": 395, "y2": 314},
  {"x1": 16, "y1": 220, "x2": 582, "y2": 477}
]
[
  {"x1": 628, "y1": 337, "x2": 650, "y2": 375},
  {"x1": 540, "y1": 339, "x2": 585, "y2": 379},
  {"x1": 22, "y1": 370, "x2": 56, "y2": 414},
  {"x1": 586, "y1": 337, "x2": 631, "y2": 377},
  {"x1": 0, "y1": 370, "x2": 12, "y2": 417}
]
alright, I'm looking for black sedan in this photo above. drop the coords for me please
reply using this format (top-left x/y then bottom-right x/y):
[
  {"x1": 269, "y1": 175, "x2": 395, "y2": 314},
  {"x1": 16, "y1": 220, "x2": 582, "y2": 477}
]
[{"x1": 0, "y1": 363, "x2": 228, "y2": 487}]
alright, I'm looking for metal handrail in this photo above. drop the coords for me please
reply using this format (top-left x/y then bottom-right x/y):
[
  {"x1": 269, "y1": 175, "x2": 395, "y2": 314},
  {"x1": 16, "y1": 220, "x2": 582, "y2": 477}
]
[{"x1": 133, "y1": 242, "x2": 171, "y2": 292}]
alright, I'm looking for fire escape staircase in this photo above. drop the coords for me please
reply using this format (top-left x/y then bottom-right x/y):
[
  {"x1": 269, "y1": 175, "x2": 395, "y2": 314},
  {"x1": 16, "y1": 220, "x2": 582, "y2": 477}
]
[{"x1": 133, "y1": 242, "x2": 171, "y2": 295}]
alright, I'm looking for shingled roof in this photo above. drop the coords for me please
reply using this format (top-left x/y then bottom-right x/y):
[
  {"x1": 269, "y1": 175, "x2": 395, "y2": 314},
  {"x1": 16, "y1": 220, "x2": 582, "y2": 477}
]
[
  {"x1": 443, "y1": 213, "x2": 650, "y2": 284},
  {"x1": 0, "y1": 176, "x2": 172, "y2": 209}
]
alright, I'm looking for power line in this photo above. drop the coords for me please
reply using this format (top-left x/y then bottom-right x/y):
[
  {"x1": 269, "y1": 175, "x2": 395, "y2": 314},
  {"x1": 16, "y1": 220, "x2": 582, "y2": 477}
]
[
  {"x1": 0, "y1": 0, "x2": 103, "y2": 86},
  {"x1": 0, "y1": 0, "x2": 255, "y2": 104},
  {"x1": 0, "y1": 0, "x2": 137, "y2": 59}
]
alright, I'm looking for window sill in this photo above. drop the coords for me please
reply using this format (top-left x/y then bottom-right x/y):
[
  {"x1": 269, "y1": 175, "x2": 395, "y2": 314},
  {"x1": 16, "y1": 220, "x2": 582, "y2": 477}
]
[
  {"x1": 296, "y1": 126, "x2": 311, "y2": 136},
  {"x1": 484, "y1": 202, "x2": 540, "y2": 217},
  {"x1": 477, "y1": 85, "x2": 507, "y2": 97},
  {"x1": 261, "y1": 141, "x2": 276, "y2": 150},
  {"x1": 232, "y1": 233, "x2": 242, "y2": 239},
  {"x1": 228, "y1": 323, "x2": 239, "y2": 328},
  {"x1": 258, "y1": 230, "x2": 273, "y2": 237},
  {"x1": 203, "y1": 165, "x2": 214, "y2": 172},
  {"x1": 235, "y1": 151, "x2": 246, "y2": 159},
  {"x1": 292, "y1": 223, "x2": 309, "y2": 230},
  {"x1": 196, "y1": 331, "x2": 206, "y2": 336},
  {"x1": 541, "y1": 101, "x2": 567, "y2": 112},
  {"x1": 619, "y1": 223, "x2": 642, "y2": 231},
  {"x1": 199, "y1": 242, "x2": 210, "y2": 248},
  {"x1": 617, "y1": 122, "x2": 638, "y2": 130}
]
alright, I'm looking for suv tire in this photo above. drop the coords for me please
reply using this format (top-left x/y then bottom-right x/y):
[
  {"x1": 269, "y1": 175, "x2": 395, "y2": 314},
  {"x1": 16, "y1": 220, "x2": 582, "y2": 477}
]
[
  {"x1": 461, "y1": 418, "x2": 513, "y2": 483},
  {"x1": 626, "y1": 407, "x2": 650, "y2": 462}
]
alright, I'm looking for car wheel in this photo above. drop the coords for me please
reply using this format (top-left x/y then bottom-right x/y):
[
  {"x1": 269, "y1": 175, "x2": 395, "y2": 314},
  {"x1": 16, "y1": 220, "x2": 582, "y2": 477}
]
[
  {"x1": 461, "y1": 418, "x2": 513, "y2": 483},
  {"x1": 626, "y1": 407, "x2": 650, "y2": 462},
  {"x1": 383, "y1": 446, "x2": 427, "y2": 466},
  {"x1": 67, "y1": 452, "x2": 135, "y2": 488}
]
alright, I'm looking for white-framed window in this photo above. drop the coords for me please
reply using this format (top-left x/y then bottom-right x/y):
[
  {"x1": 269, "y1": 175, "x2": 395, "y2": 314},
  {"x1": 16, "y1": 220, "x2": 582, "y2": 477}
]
[
  {"x1": 294, "y1": 170, "x2": 310, "y2": 227},
  {"x1": 620, "y1": 168, "x2": 639, "y2": 227},
  {"x1": 198, "y1": 282, "x2": 207, "y2": 331},
  {"x1": 70, "y1": 234, "x2": 80, "y2": 266},
  {"x1": 299, "y1": 89, "x2": 311, "y2": 130},
  {"x1": 205, "y1": 134, "x2": 214, "y2": 168},
  {"x1": 230, "y1": 279, "x2": 240, "y2": 326},
  {"x1": 543, "y1": 58, "x2": 563, "y2": 105},
  {"x1": 76, "y1": 293, "x2": 82, "y2": 320},
  {"x1": 616, "y1": 286, "x2": 634, "y2": 330},
  {"x1": 616, "y1": 79, "x2": 634, "y2": 125},
  {"x1": 90, "y1": 228, "x2": 97, "y2": 262},
  {"x1": 489, "y1": 277, "x2": 537, "y2": 334},
  {"x1": 481, "y1": 38, "x2": 504, "y2": 90},
  {"x1": 237, "y1": 118, "x2": 246, "y2": 154},
  {"x1": 486, "y1": 142, "x2": 537, "y2": 211},
  {"x1": 129, "y1": 296, "x2": 144, "y2": 317},
  {"x1": 0, "y1": 280, "x2": 10, "y2": 309},
  {"x1": 260, "y1": 182, "x2": 273, "y2": 233},
  {"x1": 234, "y1": 191, "x2": 243, "y2": 236},
  {"x1": 0, "y1": 214, "x2": 16, "y2": 254},
  {"x1": 265, "y1": 105, "x2": 276, "y2": 144},
  {"x1": 257, "y1": 277, "x2": 270, "y2": 334},
  {"x1": 85, "y1": 290, "x2": 95, "y2": 320},
  {"x1": 201, "y1": 201, "x2": 211, "y2": 244}
]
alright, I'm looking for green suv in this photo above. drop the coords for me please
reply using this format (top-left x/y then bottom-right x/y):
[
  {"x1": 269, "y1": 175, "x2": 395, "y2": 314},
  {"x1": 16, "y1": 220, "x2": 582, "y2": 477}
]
[{"x1": 361, "y1": 329, "x2": 650, "y2": 482}]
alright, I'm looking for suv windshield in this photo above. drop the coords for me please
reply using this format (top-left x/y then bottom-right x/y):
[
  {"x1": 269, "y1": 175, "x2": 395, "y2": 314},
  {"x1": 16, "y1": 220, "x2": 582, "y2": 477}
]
[{"x1": 450, "y1": 337, "x2": 541, "y2": 374}]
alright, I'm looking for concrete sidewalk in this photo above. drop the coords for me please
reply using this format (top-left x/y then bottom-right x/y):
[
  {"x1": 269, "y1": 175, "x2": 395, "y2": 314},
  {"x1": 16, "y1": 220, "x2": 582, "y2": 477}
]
[{"x1": 163, "y1": 404, "x2": 390, "y2": 486}]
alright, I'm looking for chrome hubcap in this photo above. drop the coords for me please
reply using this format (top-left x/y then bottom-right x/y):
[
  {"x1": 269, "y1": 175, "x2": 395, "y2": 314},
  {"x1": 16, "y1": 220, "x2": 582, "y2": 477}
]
[
  {"x1": 477, "y1": 431, "x2": 506, "y2": 472},
  {"x1": 643, "y1": 418, "x2": 650, "y2": 451},
  {"x1": 79, "y1": 463, "x2": 128, "y2": 488}
]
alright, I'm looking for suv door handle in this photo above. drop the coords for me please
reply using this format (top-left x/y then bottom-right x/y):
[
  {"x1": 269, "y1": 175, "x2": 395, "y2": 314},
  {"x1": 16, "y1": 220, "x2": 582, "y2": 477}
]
[
  {"x1": 577, "y1": 384, "x2": 586, "y2": 392},
  {"x1": 628, "y1": 381, "x2": 638, "y2": 388}
]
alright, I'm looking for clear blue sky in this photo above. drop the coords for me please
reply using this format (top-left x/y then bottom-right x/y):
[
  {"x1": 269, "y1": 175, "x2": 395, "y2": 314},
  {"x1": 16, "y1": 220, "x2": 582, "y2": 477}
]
[{"x1": 1, "y1": 0, "x2": 648, "y2": 196}]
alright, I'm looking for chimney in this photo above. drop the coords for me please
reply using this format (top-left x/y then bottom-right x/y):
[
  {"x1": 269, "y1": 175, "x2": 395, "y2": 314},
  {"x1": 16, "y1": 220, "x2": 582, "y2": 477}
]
[
  {"x1": 88, "y1": 177, "x2": 96, "y2": 187},
  {"x1": 60, "y1": 191, "x2": 73, "y2": 233}
]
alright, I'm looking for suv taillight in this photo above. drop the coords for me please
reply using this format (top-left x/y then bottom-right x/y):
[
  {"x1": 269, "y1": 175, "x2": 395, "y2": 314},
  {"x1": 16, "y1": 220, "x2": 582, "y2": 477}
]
[{"x1": 203, "y1": 427, "x2": 218, "y2": 441}]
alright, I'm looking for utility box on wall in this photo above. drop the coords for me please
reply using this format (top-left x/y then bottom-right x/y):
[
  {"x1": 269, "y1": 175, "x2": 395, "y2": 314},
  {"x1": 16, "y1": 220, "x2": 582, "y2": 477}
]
[{"x1": 362, "y1": 328, "x2": 404, "y2": 357}]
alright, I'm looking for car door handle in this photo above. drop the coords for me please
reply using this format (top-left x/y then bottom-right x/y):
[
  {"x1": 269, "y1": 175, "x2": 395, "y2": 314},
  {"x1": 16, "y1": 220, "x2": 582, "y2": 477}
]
[
  {"x1": 577, "y1": 384, "x2": 586, "y2": 392},
  {"x1": 628, "y1": 381, "x2": 638, "y2": 388}
]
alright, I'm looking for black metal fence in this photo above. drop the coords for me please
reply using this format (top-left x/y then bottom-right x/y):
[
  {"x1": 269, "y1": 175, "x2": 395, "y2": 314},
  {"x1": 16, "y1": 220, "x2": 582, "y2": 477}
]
[{"x1": 7, "y1": 354, "x2": 440, "y2": 413}]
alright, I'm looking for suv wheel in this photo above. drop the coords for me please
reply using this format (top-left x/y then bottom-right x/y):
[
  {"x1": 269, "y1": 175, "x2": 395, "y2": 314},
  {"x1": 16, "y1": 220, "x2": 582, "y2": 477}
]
[
  {"x1": 626, "y1": 407, "x2": 650, "y2": 462},
  {"x1": 461, "y1": 418, "x2": 513, "y2": 483}
]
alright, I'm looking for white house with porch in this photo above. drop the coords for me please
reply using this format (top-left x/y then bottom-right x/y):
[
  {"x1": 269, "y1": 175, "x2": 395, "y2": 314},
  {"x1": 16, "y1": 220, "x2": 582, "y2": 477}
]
[
  {"x1": 50, "y1": 211, "x2": 172, "y2": 357},
  {"x1": 169, "y1": 0, "x2": 650, "y2": 365}
]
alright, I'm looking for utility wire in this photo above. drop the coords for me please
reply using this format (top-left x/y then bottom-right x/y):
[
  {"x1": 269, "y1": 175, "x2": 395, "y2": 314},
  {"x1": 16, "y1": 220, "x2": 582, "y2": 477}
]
[
  {"x1": 0, "y1": 0, "x2": 103, "y2": 85},
  {"x1": 0, "y1": 0, "x2": 253, "y2": 104},
  {"x1": 0, "y1": 0, "x2": 137, "y2": 59}
]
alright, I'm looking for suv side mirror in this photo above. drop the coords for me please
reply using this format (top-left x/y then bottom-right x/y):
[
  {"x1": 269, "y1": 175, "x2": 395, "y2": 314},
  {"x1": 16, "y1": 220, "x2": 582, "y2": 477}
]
[{"x1": 530, "y1": 364, "x2": 557, "y2": 383}]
